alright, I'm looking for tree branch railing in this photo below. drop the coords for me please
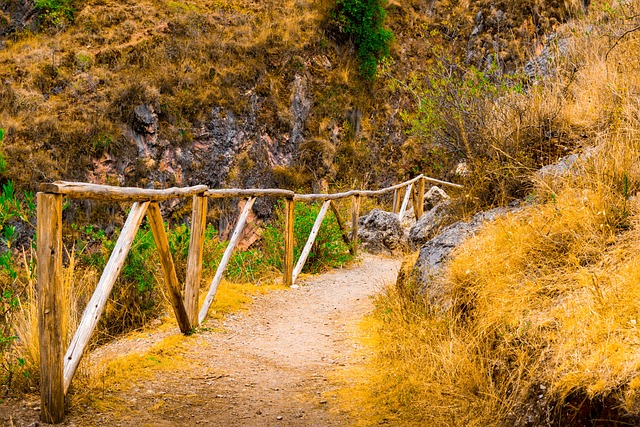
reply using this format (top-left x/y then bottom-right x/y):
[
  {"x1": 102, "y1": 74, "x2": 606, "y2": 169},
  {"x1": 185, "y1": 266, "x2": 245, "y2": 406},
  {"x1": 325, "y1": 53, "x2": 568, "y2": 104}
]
[{"x1": 35, "y1": 174, "x2": 461, "y2": 423}]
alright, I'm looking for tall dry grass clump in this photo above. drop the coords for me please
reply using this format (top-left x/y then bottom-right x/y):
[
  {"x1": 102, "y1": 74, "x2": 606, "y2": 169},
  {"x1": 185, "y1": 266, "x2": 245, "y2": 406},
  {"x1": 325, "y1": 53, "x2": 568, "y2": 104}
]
[{"x1": 341, "y1": 1, "x2": 640, "y2": 425}]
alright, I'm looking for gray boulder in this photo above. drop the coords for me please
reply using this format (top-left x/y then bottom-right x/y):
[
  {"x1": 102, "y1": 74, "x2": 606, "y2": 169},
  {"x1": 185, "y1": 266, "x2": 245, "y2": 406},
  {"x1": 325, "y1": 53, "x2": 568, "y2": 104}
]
[
  {"x1": 537, "y1": 147, "x2": 598, "y2": 181},
  {"x1": 408, "y1": 202, "x2": 450, "y2": 251},
  {"x1": 358, "y1": 209, "x2": 406, "y2": 254},
  {"x1": 424, "y1": 186, "x2": 450, "y2": 211},
  {"x1": 403, "y1": 207, "x2": 516, "y2": 308}
]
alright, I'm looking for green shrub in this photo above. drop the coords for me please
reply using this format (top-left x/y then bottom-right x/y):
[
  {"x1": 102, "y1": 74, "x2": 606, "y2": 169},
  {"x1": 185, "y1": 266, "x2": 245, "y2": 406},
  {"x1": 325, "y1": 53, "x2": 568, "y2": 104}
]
[
  {"x1": 334, "y1": 0, "x2": 394, "y2": 79},
  {"x1": 262, "y1": 201, "x2": 353, "y2": 274},
  {"x1": 35, "y1": 0, "x2": 75, "y2": 26},
  {"x1": 0, "y1": 128, "x2": 6, "y2": 174},
  {"x1": 0, "y1": 164, "x2": 37, "y2": 393},
  {"x1": 390, "y1": 53, "x2": 549, "y2": 212},
  {"x1": 89, "y1": 226, "x2": 160, "y2": 340}
]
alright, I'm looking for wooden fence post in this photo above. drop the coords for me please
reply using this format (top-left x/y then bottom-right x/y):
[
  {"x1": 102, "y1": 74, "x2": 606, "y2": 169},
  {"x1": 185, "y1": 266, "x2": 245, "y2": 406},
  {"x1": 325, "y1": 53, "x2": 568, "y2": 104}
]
[
  {"x1": 37, "y1": 192, "x2": 64, "y2": 424},
  {"x1": 392, "y1": 189, "x2": 399, "y2": 213},
  {"x1": 413, "y1": 178, "x2": 425, "y2": 219},
  {"x1": 351, "y1": 194, "x2": 361, "y2": 256},
  {"x1": 283, "y1": 198, "x2": 295, "y2": 287},
  {"x1": 185, "y1": 195, "x2": 207, "y2": 329}
]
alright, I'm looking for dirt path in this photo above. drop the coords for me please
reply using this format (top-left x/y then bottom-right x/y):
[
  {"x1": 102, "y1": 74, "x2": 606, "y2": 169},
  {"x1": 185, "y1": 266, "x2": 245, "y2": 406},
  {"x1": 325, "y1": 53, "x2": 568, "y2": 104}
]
[{"x1": 1, "y1": 254, "x2": 400, "y2": 427}]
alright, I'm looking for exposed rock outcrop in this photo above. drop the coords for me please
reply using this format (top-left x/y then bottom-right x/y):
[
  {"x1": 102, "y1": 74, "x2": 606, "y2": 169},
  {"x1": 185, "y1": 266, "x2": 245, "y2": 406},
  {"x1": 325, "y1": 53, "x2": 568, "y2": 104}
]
[
  {"x1": 400, "y1": 206, "x2": 518, "y2": 308},
  {"x1": 358, "y1": 209, "x2": 406, "y2": 254},
  {"x1": 423, "y1": 185, "x2": 450, "y2": 211},
  {"x1": 0, "y1": 0, "x2": 38, "y2": 36},
  {"x1": 408, "y1": 202, "x2": 449, "y2": 251}
]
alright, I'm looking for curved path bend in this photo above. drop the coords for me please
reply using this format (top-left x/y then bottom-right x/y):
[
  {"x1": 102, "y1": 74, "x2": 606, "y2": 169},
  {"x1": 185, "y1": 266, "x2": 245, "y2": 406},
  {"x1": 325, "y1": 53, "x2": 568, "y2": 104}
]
[{"x1": 2, "y1": 254, "x2": 400, "y2": 427}]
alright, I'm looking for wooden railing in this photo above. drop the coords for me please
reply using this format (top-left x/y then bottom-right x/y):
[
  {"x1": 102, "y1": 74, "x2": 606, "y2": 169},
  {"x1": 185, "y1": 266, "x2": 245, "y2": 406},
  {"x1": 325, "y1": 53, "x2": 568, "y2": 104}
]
[{"x1": 35, "y1": 174, "x2": 461, "y2": 423}]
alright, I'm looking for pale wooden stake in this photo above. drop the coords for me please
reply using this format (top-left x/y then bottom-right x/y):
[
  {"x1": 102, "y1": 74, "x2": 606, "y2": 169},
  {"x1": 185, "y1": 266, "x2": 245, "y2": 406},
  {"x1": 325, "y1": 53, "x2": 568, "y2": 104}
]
[
  {"x1": 63, "y1": 201, "x2": 149, "y2": 393},
  {"x1": 146, "y1": 203, "x2": 191, "y2": 334},
  {"x1": 398, "y1": 184, "x2": 413, "y2": 221},
  {"x1": 351, "y1": 194, "x2": 361, "y2": 256},
  {"x1": 292, "y1": 200, "x2": 331, "y2": 285},
  {"x1": 283, "y1": 198, "x2": 295, "y2": 287},
  {"x1": 413, "y1": 178, "x2": 425, "y2": 220},
  {"x1": 184, "y1": 195, "x2": 207, "y2": 329},
  {"x1": 199, "y1": 197, "x2": 256, "y2": 323},
  {"x1": 37, "y1": 193, "x2": 64, "y2": 424}
]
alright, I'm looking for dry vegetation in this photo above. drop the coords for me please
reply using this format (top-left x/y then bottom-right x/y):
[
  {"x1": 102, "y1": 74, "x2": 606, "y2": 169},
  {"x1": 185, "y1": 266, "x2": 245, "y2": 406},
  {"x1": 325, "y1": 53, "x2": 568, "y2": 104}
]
[
  {"x1": 2, "y1": 0, "x2": 635, "y2": 424},
  {"x1": 341, "y1": 1, "x2": 640, "y2": 425}
]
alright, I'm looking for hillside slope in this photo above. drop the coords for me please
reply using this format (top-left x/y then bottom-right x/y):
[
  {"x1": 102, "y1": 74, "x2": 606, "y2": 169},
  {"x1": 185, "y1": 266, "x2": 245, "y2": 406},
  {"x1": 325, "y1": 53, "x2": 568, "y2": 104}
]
[
  {"x1": 0, "y1": 0, "x2": 583, "y2": 220},
  {"x1": 343, "y1": 1, "x2": 640, "y2": 425}
]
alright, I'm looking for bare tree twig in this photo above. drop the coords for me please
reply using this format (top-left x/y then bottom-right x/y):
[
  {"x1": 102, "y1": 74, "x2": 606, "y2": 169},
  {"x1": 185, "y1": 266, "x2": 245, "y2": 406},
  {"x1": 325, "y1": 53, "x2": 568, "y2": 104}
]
[{"x1": 605, "y1": 25, "x2": 640, "y2": 63}]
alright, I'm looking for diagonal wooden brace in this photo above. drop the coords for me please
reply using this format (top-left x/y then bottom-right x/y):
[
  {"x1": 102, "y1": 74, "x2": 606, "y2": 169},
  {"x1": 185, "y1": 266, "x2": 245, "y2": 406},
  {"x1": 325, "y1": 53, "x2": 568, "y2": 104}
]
[
  {"x1": 146, "y1": 203, "x2": 191, "y2": 334},
  {"x1": 199, "y1": 197, "x2": 256, "y2": 324},
  {"x1": 292, "y1": 200, "x2": 331, "y2": 285},
  {"x1": 63, "y1": 201, "x2": 149, "y2": 394}
]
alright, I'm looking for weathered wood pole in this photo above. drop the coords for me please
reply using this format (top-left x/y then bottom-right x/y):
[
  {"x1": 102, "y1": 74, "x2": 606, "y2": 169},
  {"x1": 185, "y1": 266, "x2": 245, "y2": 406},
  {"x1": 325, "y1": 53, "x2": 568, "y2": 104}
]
[
  {"x1": 63, "y1": 202, "x2": 149, "y2": 393},
  {"x1": 329, "y1": 201, "x2": 352, "y2": 252},
  {"x1": 351, "y1": 194, "x2": 361, "y2": 256},
  {"x1": 146, "y1": 203, "x2": 191, "y2": 334},
  {"x1": 37, "y1": 192, "x2": 65, "y2": 424},
  {"x1": 413, "y1": 177, "x2": 425, "y2": 220},
  {"x1": 184, "y1": 195, "x2": 208, "y2": 329},
  {"x1": 199, "y1": 197, "x2": 256, "y2": 324},
  {"x1": 292, "y1": 200, "x2": 331, "y2": 284},
  {"x1": 283, "y1": 198, "x2": 295, "y2": 287},
  {"x1": 392, "y1": 189, "x2": 399, "y2": 213},
  {"x1": 398, "y1": 184, "x2": 413, "y2": 222}
]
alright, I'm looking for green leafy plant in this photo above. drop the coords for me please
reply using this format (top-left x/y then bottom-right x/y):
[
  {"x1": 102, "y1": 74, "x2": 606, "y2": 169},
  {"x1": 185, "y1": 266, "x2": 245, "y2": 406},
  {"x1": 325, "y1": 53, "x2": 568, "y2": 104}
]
[
  {"x1": 35, "y1": 0, "x2": 75, "y2": 27},
  {"x1": 262, "y1": 201, "x2": 353, "y2": 274},
  {"x1": 334, "y1": 0, "x2": 394, "y2": 79},
  {"x1": 0, "y1": 128, "x2": 5, "y2": 174}
]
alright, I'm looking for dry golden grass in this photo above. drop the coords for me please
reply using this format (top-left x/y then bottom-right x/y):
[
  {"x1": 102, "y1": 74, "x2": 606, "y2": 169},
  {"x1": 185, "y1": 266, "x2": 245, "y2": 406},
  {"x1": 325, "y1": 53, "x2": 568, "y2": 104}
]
[{"x1": 337, "y1": 1, "x2": 640, "y2": 425}]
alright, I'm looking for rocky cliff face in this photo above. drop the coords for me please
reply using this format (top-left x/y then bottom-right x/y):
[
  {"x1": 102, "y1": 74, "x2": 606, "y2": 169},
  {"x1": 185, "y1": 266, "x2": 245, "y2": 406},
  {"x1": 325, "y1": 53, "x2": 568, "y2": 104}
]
[
  {"x1": 0, "y1": 0, "x2": 38, "y2": 37},
  {"x1": 0, "y1": 0, "x2": 583, "y2": 225}
]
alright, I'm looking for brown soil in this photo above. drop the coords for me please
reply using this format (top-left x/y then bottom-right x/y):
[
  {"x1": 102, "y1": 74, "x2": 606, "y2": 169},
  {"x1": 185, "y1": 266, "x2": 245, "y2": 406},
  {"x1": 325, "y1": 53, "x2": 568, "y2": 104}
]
[{"x1": 1, "y1": 254, "x2": 401, "y2": 427}]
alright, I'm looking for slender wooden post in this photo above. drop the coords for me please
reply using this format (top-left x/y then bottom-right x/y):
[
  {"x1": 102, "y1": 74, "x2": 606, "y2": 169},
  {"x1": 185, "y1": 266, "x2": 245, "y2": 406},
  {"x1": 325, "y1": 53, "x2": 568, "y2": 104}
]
[
  {"x1": 63, "y1": 202, "x2": 149, "y2": 393},
  {"x1": 398, "y1": 184, "x2": 413, "y2": 221},
  {"x1": 146, "y1": 203, "x2": 191, "y2": 334},
  {"x1": 392, "y1": 189, "x2": 399, "y2": 213},
  {"x1": 292, "y1": 200, "x2": 331, "y2": 284},
  {"x1": 329, "y1": 201, "x2": 352, "y2": 252},
  {"x1": 185, "y1": 195, "x2": 207, "y2": 329},
  {"x1": 351, "y1": 194, "x2": 361, "y2": 256},
  {"x1": 413, "y1": 178, "x2": 425, "y2": 219},
  {"x1": 199, "y1": 197, "x2": 256, "y2": 323},
  {"x1": 283, "y1": 198, "x2": 295, "y2": 287},
  {"x1": 37, "y1": 192, "x2": 65, "y2": 424}
]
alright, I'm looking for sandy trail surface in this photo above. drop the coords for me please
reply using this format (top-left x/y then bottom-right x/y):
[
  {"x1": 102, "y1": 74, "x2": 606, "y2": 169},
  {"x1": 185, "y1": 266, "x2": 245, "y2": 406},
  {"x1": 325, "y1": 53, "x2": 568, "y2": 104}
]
[{"x1": 1, "y1": 254, "x2": 400, "y2": 427}]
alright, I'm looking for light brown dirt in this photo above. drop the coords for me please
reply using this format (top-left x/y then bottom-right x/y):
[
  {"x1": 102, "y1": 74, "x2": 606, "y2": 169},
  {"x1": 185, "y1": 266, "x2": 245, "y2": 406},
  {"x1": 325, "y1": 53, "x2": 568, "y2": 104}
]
[{"x1": 1, "y1": 254, "x2": 400, "y2": 427}]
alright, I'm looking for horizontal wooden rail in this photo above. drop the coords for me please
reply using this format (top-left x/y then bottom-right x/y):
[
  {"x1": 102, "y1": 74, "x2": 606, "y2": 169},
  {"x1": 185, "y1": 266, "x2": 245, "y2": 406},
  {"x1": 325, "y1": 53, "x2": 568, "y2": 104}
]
[
  {"x1": 294, "y1": 190, "x2": 360, "y2": 202},
  {"x1": 39, "y1": 175, "x2": 461, "y2": 204},
  {"x1": 422, "y1": 176, "x2": 464, "y2": 189},
  {"x1": 39, "y1": 182, "x2": 208, "y2": 202},
  {"x1": 205, "y1": 188, "x2": 295, "y2": 198},
  {"x1": 294, "y1": 175, "x2": 461, "y2": 201}
]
